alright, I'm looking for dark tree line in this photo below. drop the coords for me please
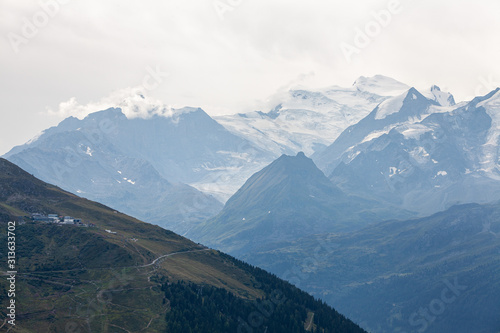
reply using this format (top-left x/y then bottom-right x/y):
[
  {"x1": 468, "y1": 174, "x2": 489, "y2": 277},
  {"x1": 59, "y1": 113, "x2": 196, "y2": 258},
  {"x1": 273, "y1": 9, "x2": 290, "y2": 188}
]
[{"x1": 161, "y1": 252, "x2": 366, "y2": 333}]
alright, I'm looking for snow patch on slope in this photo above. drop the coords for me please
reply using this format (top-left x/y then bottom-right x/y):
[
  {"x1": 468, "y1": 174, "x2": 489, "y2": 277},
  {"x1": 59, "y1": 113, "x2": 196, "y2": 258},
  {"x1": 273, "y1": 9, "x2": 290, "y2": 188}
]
[
  {"x1": 374, "y1": 92, "x2": 407, "y2": 120},
  {"x1": 399, "y1": 124, "x2": 433, "y2": 140},
  {"x1": 477, "y1": 89, "x2": 500, "y2": 177},
  {"x1": 409, "y1": 147, "x2": 430, "y2": 164},
  {"x1": 361, "y1": 129, "x2": 390, "y2": 143},
  {"x1": 422, "y1": 85, "x2": 456, "y2": 107}
]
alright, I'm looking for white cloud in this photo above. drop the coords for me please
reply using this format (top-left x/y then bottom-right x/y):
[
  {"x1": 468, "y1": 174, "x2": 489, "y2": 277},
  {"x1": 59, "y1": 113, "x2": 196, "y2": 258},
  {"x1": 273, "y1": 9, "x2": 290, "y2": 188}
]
[
  {"x1": 44, "y1": 87, "x2": 174, "y2": 120},
  {"x1": 1, "y1": 0, "x2": 500, "y2": 154}
]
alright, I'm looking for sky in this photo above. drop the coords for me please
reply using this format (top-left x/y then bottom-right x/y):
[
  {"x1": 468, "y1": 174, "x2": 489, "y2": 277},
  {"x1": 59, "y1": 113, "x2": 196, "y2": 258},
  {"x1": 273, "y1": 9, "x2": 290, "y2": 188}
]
[{"x1": 1, "y1": 0, "x2": 499, "y2": 155}]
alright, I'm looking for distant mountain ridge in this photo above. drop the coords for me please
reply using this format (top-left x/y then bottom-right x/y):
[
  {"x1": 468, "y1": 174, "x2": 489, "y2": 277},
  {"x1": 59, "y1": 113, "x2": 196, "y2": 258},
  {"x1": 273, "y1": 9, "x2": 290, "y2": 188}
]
[
  {"x1": 189, "y1": 152, "x2": 412, "y2": 256},
  {"x1": 5, "y1": 75, "x2": 499, "y2": 230},
  {"x1": 215, "y1": 75, "x2": 412, "y2": 157},
  {"x1": 0, "y1": 158, "x2": 367, "y2": 333},
  {"x1": 313, "y1": 87, "x2": 500, "y2": 215},
  {"x1": 312, "y1": 87, "x2": 442, "y2": 175},
  {"x1": 3, "y1": 106, "x2": 274, "y2": 233},
  {"x1": 248, "y1": 201, "x2": 500, "y2": 333}
]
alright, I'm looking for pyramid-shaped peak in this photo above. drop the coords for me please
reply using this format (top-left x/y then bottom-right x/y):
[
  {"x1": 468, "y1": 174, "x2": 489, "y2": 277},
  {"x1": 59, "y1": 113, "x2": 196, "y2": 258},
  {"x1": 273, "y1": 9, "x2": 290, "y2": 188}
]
[
  {"x1": 230, "y1": 152, "x2": 333, "y2": 206},
  {"x1": 406, "y1": 87, "x2": 433, "y2": 102},
  {"x1": 373, "y1": 88, "x2": 430, "y2": 120}
]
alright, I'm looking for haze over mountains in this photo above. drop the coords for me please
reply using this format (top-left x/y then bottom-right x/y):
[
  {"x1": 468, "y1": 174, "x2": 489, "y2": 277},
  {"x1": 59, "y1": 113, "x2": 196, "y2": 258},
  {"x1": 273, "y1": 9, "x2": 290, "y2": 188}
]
[
  {"x1": 189, "y1": 152, "x2": 412, "y2": 256},
  {"x1": 6, "y1": 75, "x2": 491, "y2": 233},
  {"x1": 3, "y1": 75, "x2": 500, "y2": 332},
  {"x1": 249, "y1": 201, "x2": 500, "y2": 333},
  {"x1": 214, "y1": 75, "x2": 410, "y2": 157},
  {"x1": 4, "y1": 106, "x2": 270, "y2": 233},
  {"x1": 315, "y1": 87, "x2": 500, "y2": 215},
  {"x1": 0, "y1": 158, "x2": 366, "y2": 332}
]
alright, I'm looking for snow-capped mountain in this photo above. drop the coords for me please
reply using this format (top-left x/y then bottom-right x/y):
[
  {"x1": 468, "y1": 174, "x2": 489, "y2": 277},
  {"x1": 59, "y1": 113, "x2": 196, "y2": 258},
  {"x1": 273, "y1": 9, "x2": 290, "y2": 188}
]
[
  {"x1": 313, "y1": 87, "x2": 500, "y2": 215},
  {"x1": 215, "y1": 75, "x2": 411, "y2": 157},
  {"x1": 3, "y1": 75, "x2": 480, "y2": 229},
  {"x1": 7, "y1": 106, "x2": 274, "y2": 204},
  {"x1": 3, "y1": 105, "x2": 274, "y2": 232},
  {"x1": 423, "y1": 84, "x2": 456, "y2": 107},
  {"x1": 351, "y1": 74, "x2": 410, "y2": 96},
  {"x1": 312, "y1": 87, "x2": 458, "y2": 175}
]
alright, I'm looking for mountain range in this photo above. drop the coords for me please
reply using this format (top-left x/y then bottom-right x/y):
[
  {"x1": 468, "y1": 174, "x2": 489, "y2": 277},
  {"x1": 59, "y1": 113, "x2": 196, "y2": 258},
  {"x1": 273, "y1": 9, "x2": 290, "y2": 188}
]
[
  {"x1": 313, "y1": 87, "x2": 500, "y2": 215},
  {"x1": 215, "y1": 75, "x2": 411, "y2": 157},
  {"x1": 4, "y1": 75, "x2": 477, "y2": 235},
  {"x1": 189, "y1": 152, "x2": 412, "y2": 256},
  {"x1": 0, "y1": 158, "x2": 366, "y2": 332},
  {"x1": 188, "y1": 144, "x2": 500, "y2": 332},
  {"x1": 3, "y1": 106, "x2": 273, "y2": 234},
  {"x1": 247, "y1": 201, "x2": 500, "y2": 333},
  {"x1": 3, "y1": 74, "x2": 500, "y2": 332}
]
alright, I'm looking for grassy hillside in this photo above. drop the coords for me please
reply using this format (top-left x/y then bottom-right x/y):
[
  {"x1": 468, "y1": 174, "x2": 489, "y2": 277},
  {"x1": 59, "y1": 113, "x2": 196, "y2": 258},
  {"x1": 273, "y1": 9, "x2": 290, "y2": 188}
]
[{"x1": 0, "y1": 158, "x2": 365, "y2": 332}]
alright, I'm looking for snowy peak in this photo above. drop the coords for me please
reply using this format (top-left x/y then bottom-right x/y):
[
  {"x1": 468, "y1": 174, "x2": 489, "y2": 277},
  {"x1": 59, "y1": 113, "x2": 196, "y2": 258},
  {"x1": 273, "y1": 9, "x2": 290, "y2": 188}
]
[
  {"x1": 353, "y1": 75, "x2": 410, "y2": 97},
  {"x1": 373, "y1": 87, "x2": 434, "y2": 121},
  {"x1": 422, "y1": 85, "x2": 456, "y2": 107},
  {"x1": 312, "y1": 87, "x2": 443, "y2": 178},
  {"x1": 475, "y1": 87, "x2": 500, "y2": 107},
  {"x1": 315, "y1": 85, "x2": 500, "y2": 216},
  {"x1": 216, "y1": 77, "x2": 402, "y2": 157}
]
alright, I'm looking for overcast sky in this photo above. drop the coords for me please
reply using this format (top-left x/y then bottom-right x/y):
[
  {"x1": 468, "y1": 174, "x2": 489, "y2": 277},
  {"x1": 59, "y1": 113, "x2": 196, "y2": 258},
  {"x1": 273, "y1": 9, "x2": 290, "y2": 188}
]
[{"x1": 1, "y1": 0, "x2": 499, "y2": 155}]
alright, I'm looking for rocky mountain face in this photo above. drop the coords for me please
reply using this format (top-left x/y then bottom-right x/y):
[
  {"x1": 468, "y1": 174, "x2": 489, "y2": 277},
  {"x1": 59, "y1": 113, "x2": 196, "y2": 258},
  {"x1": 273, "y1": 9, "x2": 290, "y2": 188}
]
[
  {"x1": 3, "y1": 106, "x2": 274, "y2": 233},
  {"x1": 189, "y1": 152, "x2": 412, "y2": 256},
  {"x1": 313, "y1": 88, "x2": 500, "y2": 215}
]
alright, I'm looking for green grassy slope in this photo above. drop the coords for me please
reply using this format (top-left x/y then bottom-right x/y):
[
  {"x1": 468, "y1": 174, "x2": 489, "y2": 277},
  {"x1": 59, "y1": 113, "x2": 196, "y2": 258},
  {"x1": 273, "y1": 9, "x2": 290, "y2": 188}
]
[{"x1": 0, "y1": 158, "x2": 365, "y2": 333}]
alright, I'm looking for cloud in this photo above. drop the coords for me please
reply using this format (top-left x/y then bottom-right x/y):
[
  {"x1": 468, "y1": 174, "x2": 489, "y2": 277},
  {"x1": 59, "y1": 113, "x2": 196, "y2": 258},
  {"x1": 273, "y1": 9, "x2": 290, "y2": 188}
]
[
  {"x1": 44, "y1": 86, "x2": 174, "y2": 120},
  {"x1": 1, "y1": 0, "x2": 500, "y2": 155}
]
